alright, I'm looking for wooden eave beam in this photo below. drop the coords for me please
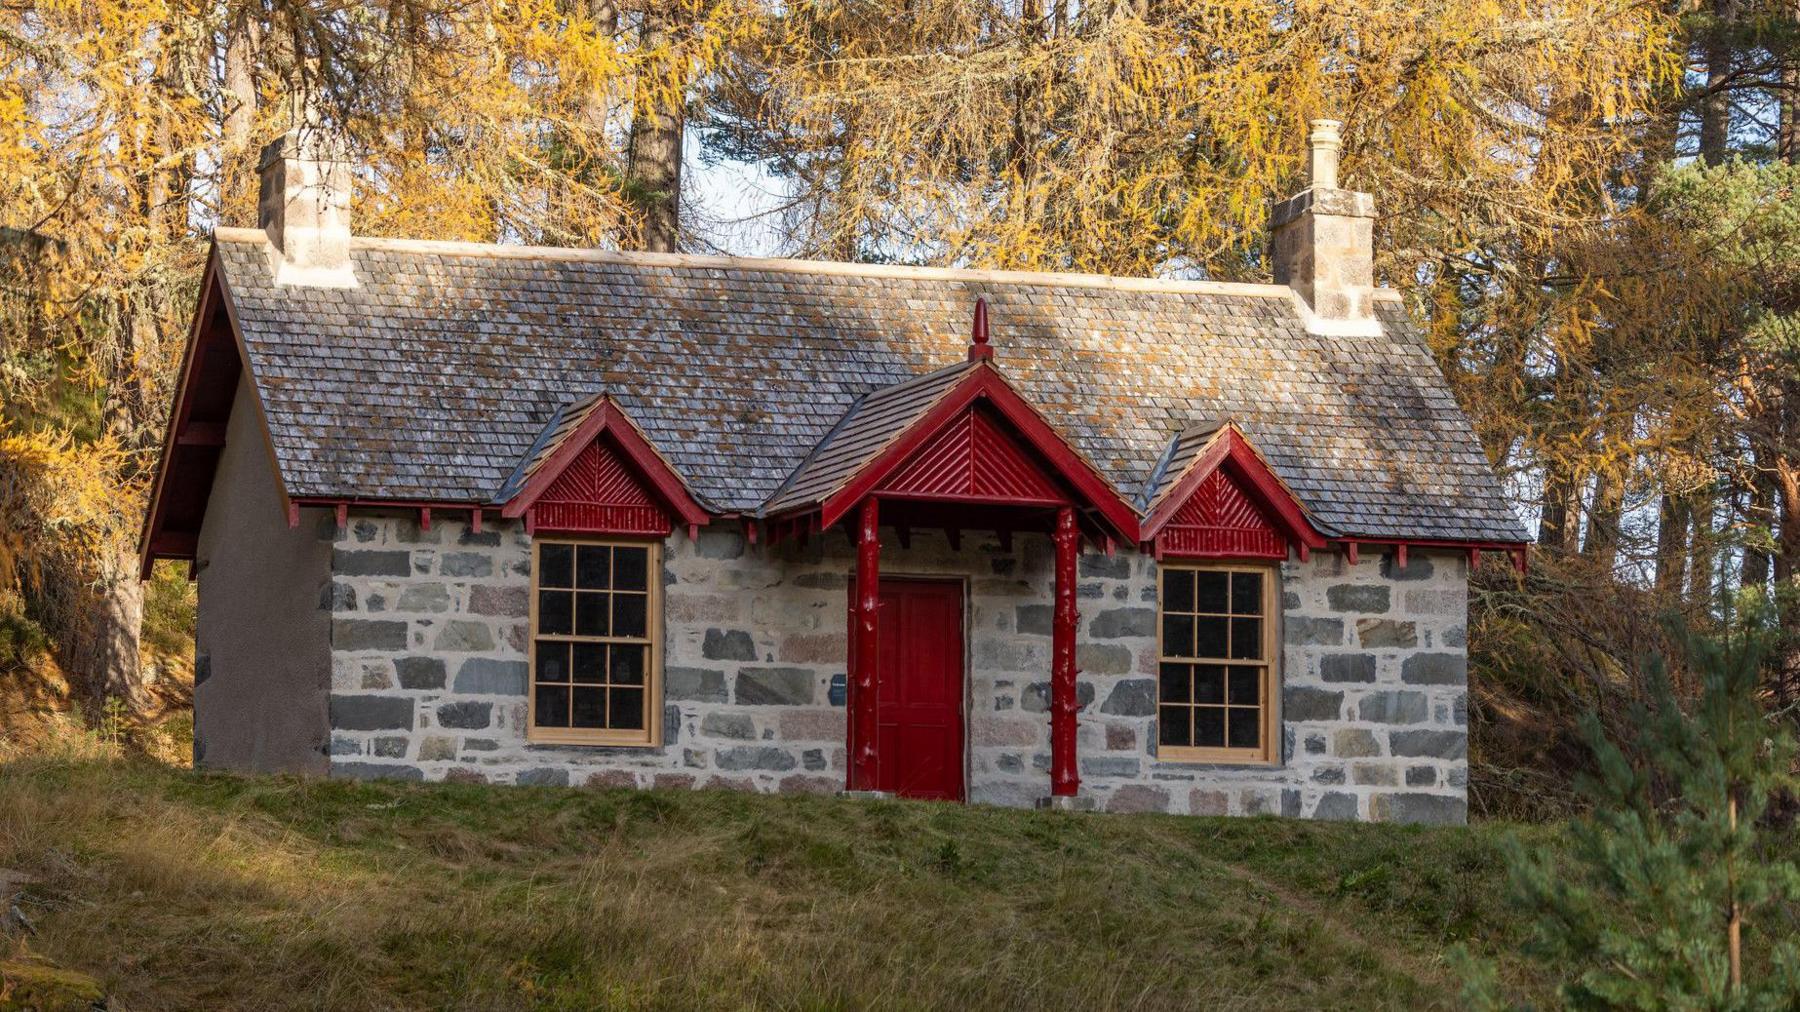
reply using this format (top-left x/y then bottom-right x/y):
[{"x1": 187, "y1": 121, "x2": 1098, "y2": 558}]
[{"x1": 175, "y1": 420, "x2": 228, "y2": 447}]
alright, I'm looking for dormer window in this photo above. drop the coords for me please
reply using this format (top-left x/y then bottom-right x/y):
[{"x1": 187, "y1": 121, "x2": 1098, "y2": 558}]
[
  {"x1": 529, "y1": 538, "x2": 662, "y2": 745},
  {"x1": 1156, "y1": 562, "x2": 1277, "y2": 764}
]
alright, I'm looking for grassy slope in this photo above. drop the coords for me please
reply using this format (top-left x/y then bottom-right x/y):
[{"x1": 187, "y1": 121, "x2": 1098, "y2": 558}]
[{"x1": 0, "y1": 757, "x2": 1560, "y2": 1011}]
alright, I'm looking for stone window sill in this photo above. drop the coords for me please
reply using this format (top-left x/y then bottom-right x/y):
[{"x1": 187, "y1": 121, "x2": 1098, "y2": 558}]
[{"x1": 523, "y1": 741, "x2": 669, "y2": 758}]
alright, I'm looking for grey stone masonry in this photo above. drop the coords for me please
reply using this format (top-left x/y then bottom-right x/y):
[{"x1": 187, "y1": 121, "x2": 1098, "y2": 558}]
[{"x1": 324, "y1": 514, "x2": 1469, "y2": 824}]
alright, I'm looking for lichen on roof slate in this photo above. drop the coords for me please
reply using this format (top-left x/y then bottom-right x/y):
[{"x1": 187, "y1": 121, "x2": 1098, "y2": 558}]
[{"x1": 212, "y1": 235, "x2": 1527, "y2": 544}]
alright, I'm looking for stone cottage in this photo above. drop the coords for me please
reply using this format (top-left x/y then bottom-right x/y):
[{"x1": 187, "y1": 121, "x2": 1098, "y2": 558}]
[{"x1": 140, "y1": 121, "x2": 1528, "y2": 823}]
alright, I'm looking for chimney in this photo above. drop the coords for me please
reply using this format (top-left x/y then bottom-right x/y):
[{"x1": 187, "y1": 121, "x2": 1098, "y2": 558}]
[
  {"x1": 257, "y1": 126, "x2": 356, "y2": 287},
  {"x1": 1269, "y1": 119, "x2": 1377, "y2": 336}
]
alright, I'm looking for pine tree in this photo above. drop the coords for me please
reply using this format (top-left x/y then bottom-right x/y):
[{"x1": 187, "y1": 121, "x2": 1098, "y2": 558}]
[{"x1": 1463, "y1": 608, "x2": 1800, "y2": 1008}]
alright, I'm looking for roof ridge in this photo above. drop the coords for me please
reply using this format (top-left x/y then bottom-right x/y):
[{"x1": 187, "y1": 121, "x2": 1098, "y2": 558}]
[{"x1": 209, "y1": 226, "x2": 1405, "y2": 303}]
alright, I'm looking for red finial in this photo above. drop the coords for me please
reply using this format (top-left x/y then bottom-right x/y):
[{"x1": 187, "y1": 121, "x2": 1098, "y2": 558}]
[{"x1": 968, "y1": 297, "x2": 993, "y2": 360}]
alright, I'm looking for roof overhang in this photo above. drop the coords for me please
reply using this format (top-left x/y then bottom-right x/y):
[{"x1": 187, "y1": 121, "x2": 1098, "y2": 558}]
[{"x1": 138, "y1": 246, "x2": 292, "y2": 579}]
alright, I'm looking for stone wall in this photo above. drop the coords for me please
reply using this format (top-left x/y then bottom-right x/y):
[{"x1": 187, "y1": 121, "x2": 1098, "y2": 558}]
[{"x1": 321, "y1": 514, "x2": 1468, "y2": 822}]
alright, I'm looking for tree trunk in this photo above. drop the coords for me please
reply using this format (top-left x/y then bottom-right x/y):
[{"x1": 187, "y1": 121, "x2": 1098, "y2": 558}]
[
  {"x1": 626, "y1": 8, "x2": 683, "y2": 253},
  {"x1": 1691, "y1": 492, "x2": 1719, "y2": 611},
  {"x1": 1539, "y1": 468, "x2": 1580, "y2": 554},
  {"x1": 1743, "y1": 456, "x2": 1773, "y2": 593},
  {"x1": 1700, "y1": 0, "x2": 1739, "y2": 166},
  {"x1": 222, "y1": 8, "x2": 260, "y2": 224},
  {"x1": 1584, "y1": 468, "x2": 1624, "y2": 574},
  {"x1": 1773, "y1": 445, "x2": 1800, "y2": 719},
  {"x1": 582, "y1": 0, "x2": 619, "y2": 132},
  {"x1": 1782, "y1": 0, "x2": 1800, "y2": 164},
  {"x1": 87, "y1": 294, "x2": 160, "y2": 716},
  {"x1": 72, "y1": 547, "x2": 148, "y2": 712},
  {"x1": 1009, "y1": 0, "x2": 1049, "y2": 232},
  {"x1": 1657, "y1": 490, "x2": 1691, "y2": 597}
]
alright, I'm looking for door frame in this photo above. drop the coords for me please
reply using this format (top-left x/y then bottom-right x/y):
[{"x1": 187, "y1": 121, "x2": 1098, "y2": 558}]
[{"x1": 861, "y1": 573, "x2": 971, "y2": 802}]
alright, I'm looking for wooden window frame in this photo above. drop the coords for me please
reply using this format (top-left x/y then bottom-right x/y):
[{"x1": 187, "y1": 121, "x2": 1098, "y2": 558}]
[
  {"x1": 1155, "y1": 561, "x2": 1280, "y2": 765},
  {"x1": 527, "y1": 536, "x2": 663, "y2": 747}
]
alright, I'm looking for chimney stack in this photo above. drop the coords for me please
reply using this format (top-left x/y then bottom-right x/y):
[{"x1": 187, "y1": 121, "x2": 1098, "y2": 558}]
[
  {"x1": 1269, "y1": 119, "x2": 1377, "y2": 335},
  {"x1": 257, "y1": 126, "x2": 356, "y2": 287}
]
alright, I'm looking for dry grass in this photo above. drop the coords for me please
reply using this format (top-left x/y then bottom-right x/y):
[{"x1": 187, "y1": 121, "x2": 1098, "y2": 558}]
[{"x1": 0, "y1": 756, "x2": 1564, "y2": 1011}]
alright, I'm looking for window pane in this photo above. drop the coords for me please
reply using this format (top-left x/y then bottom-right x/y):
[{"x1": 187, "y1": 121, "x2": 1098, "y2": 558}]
[
  {"x1": 1158, "y1": 706, "x2": 1192, "y2": 747},
  {"x1": 1230, "y1": 572, "x2": 1263, "y2": 615},
  {"x1": 535, "y1": 641, "x2": 570, "y2": 684},
  {"x1": 1195, "y1": 707, "x2": 1225, "y2": 747},
  {"x1": 539, "y1": 544, "x2": 574, "y2": 588},
  {"x1": 610, "y1": 644, "x2": 647, "y2": 686},
  {"x1": 1194, "y1": 664, "x2": 1225, "y2": 705},
  {"x1": 576, "y1": 592, "x2": 610, "y2": 637},
  {"x1": 613, "y1": 547, "x2": 649, "y2": 591},
  {"x1": 1162, "y1": 613, "x2": 1194, "y2": 658},
  {"x1": 571, "y1": 642, "x2": 605, "y2": 684},
  {"x1": 572, "y1": 687, "x2": 607, "y2": 729},
  {"x1": 538, "y1": 591, "x2": 572, "y2": 636},
  {"x1": 1229, "y1": 618, "x2": 1262, "y2": 660},
  {"x1": 612, "y1": 593, "x2": 648, "y2": 639},
  {"x1": 576, "y1": 545, "x2": 611, "y2": 590},
  {"x1": 610, "y1": 688, "x2": 645, "y2": 730},
  {"x1": 1227, "y1": 665, "x2": 1261, "y2": 707},
  {"x1": 1162, "y1": 569, "x2": 1194, "y2": 613},
  {"x1": 535, "y1": 684, "x2": 570, "y2": 727},
  {"x1": 1227, "y1": 707, "x2": 1261, "y2": 750},
  {"x1": 1158, "y1": 662, "x2": 1191, "y2": 705},
  {"x1": 1195, "y1": 617, "x2": 1228, "y2": 659},
  {"x1": 1195, "y1": 570, "x2": 1229, "y2": 613}
]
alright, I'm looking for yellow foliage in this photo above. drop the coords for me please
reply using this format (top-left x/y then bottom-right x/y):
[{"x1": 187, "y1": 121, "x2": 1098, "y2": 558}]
[
  {"x1": 0, "y1": 430, "x2": 136, "y2": 595},
  {"x1": 725, "y1": 0, "x2": 1679, "y2": 277}
]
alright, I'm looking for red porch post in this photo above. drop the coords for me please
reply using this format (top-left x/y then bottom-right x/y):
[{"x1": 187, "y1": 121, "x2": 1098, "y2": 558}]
[
  {"x1": 849, "y1": 497, "x2": 881, "y2": 790},
  {"x1": 1051, "y1": 505, "x2": 1080, "y2": 797}
]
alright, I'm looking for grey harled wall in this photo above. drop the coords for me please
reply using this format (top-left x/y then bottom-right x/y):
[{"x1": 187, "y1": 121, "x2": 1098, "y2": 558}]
[
  {"x1": 193, "y1": 379, "x2": 333, "y2": 773},
  {"x1": 322, "y1": 517, "x2": 1469, "y2": 823}
]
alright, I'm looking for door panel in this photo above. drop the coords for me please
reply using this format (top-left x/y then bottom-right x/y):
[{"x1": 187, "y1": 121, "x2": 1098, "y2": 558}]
[{"x1": 872, "y1": 579, "x2": 966, "y2": 801}]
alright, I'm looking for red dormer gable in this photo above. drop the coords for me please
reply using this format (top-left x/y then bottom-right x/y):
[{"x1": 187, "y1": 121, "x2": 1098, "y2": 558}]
[
  {"x1": 500, "y1": 396, "x2": 710, "y2": 538},
  {"x1": 1140, "y1": 423, "x2": 1328, "y2": 561}
]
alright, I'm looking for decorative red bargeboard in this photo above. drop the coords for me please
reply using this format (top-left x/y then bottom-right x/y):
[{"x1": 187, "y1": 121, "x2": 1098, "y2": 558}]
[
  {"x1": 531, "y1": 435, "x2": 673, "y2": 536},
  {"x1": 1153, "y1": 468, "x2": 1288, "y2": 559}
]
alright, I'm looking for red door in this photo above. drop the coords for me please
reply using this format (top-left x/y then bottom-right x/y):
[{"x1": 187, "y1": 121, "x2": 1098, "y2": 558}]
[{"x1": 870, "y1": 579, "x2": 966, "y2": 801}]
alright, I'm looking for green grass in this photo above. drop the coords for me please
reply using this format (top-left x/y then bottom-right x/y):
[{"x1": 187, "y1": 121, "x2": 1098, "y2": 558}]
[{"x1": 0, "y1": 756, "x2": 1564, "y2": 1010}]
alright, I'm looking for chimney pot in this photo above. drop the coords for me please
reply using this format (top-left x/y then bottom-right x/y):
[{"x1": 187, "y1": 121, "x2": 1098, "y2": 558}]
[
  {"x1": 1308, "y1": 119, "x2": 1341, "y2": 190},
  {"x1": 257, "y1": 126, "x2": 356, "y2": 287},
  {"x1": 1270, "y1": 119, "x2": 1377, "y2": 336}
]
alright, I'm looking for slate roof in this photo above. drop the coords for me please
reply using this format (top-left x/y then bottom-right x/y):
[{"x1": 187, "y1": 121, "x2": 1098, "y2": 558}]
[{"x1": 211, "y1": 230, "x2": 1527, "y2": 544}]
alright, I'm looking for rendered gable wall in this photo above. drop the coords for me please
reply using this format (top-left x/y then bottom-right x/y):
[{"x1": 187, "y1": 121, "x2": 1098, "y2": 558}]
[
  {"x1": 319, "y1": 517, "x2": 1470, "y2": 822},
  {"x1": 193, "y1": 378, "x2": 333, "y2": 773}
]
